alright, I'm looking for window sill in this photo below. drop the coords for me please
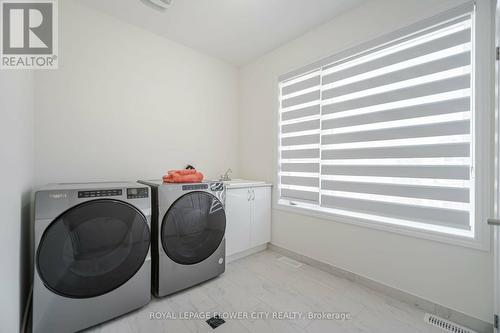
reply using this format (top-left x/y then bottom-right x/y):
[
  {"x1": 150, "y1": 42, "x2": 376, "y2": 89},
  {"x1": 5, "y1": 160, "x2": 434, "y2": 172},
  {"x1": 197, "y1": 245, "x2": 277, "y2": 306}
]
[{"x1": 274, "y1": 201, "x2": 489, "y2": 251}]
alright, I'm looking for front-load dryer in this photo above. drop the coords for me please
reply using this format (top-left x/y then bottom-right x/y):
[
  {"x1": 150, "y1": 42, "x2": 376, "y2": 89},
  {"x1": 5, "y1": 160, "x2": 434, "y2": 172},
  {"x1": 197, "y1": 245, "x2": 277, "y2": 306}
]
[
  {"x1": 32, "y1": 182, "x2": 151, "y2": 333},
  {"x1": 138, "y1": 180, "x2": 226, "y2": 297}
]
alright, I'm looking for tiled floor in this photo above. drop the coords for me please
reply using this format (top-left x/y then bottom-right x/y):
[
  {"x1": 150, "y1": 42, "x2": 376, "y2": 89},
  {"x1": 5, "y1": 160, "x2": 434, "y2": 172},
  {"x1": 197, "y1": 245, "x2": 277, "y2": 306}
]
[{"x1": 86, "y1": 250, "x2": 439, "y2": 333}]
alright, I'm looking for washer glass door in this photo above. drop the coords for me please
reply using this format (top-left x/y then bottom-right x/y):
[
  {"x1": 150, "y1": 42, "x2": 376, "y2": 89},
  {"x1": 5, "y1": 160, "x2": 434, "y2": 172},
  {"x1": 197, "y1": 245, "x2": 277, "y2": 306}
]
[
  {"x1": 37, "y1": 199, "x2": 150, "y2": 298},
  {"x1": 162, "y1": 192, "x2": 226, "y2": 265}
]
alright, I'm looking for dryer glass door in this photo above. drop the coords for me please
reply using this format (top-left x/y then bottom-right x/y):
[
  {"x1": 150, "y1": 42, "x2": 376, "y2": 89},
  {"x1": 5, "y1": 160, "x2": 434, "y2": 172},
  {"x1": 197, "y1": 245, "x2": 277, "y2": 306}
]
[
  {"x1": 37, "y1": 199, "x2": 150, "y2": 298},
  {"x1": 162, "y1": 192, "x2": 226, "y2": 265}
]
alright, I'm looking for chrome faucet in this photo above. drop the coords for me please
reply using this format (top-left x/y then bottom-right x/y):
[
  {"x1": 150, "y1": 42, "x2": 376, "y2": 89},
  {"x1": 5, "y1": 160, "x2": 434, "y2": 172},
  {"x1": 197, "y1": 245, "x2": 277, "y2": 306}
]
[{"x1": 220, "y1": 168, "x2": 232, "y2": 181}]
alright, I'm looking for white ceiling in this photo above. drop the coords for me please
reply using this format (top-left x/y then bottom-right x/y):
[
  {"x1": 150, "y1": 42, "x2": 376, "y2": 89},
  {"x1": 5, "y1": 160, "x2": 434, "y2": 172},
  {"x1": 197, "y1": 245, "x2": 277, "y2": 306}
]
[{"x1": 79, "y1": 0, "x2": 364, "y2": 66}]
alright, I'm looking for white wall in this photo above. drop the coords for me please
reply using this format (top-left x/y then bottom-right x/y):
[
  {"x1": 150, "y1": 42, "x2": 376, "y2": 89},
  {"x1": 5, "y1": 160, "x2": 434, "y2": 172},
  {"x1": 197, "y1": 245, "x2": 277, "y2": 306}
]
[
  {"x1": 0, "y1": 71, "x2": 34, "y2": 332},
  {"x1": 239, "y1": 0, "x2": 494, "y2": 323},
  {"x1": 34, "y1": 0, "x2": 240, "y2": 186},
  {"x1": 5, "y1": 0, "x2": 494, "y2": 328}
]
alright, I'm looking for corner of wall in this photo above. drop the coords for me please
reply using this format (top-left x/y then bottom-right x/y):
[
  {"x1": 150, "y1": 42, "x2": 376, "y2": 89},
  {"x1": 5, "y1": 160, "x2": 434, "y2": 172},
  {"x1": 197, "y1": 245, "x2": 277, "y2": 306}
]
[{"x1": 0, "y1": 69, "x2": 35, "y2": 332}]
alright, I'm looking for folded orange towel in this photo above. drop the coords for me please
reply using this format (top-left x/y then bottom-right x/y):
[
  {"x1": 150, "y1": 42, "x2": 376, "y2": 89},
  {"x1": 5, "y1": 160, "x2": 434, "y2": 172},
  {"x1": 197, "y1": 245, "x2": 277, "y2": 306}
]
[
  {"x1": 163, "y1": 169, "x2": 204, "y2": 183},
  {"x1": 167, "y1": 169, "x2": 196, "y2": 176}
]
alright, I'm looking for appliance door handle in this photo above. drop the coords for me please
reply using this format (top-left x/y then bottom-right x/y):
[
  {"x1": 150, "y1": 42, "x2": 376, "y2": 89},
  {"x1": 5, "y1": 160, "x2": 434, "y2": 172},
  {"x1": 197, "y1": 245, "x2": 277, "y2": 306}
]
[
  {"x1": 247, "y1": 190, "x2": 251, "y2": 201},
  {"x1": 252, "y1": 189, "x2": 255, "y2": 201},
  {"x1": 488, "y1": 218, "x2": 500, "y2": 226}
]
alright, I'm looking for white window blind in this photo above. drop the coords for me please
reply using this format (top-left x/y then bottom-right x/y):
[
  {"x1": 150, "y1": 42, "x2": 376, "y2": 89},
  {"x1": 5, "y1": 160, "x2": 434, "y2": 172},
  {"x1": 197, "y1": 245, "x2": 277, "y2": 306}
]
[{"x1": 278, "y1": 5, "x2": 475, "y2": 236}]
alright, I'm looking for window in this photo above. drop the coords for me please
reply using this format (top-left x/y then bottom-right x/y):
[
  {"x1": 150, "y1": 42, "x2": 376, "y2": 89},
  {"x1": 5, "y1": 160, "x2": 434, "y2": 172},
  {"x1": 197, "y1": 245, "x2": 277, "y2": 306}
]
[{"x1": 277, "y1": 3, "x2": 489, "y2": 245}]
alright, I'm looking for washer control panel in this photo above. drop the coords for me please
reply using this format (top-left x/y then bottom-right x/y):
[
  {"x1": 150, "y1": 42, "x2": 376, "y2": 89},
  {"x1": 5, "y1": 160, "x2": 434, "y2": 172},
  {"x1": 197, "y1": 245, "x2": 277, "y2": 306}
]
[
  {"x1": 127, "y1": 187, "x2": 149, "y2": 199},
  {"x1": 78, "y1": 189, "x2": 122, "y2": 198},
  {"x1": 182, "y1": 184, "x2": 209, "y2": 191}
]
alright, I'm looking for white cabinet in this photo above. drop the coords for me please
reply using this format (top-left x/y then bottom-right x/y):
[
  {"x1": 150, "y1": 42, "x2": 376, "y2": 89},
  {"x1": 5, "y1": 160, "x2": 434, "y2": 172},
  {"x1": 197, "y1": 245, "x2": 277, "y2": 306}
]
[
  {"x1": 250, "y1": 187, "x2": 271, "y2": 248},
  {"x1": 225, "y1": 188, "x2": 251, "y2": 256},
  {"x1": 225, "y1": 185, "x2": 271, "y2": 257}
]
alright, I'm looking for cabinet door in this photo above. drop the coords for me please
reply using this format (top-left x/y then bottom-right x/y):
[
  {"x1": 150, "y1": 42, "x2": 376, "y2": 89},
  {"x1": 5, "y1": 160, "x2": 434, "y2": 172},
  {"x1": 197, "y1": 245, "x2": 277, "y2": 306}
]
[
  {"x1": 250, "y1": 187, "x2": 271, "y2": 247},
  {"x1": 225, "y1": 188, "x2": 251, "y2": 256}
]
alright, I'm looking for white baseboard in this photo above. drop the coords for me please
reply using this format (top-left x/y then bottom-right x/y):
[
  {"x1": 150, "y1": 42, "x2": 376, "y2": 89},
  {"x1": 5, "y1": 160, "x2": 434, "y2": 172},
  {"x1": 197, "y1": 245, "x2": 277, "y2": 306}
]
[
  {"x1": 268, "y1": 243, "x2": 492, "y2": 333},
  {"x1": 227, "y1": 244, "x2": 268, "y2": 263}
]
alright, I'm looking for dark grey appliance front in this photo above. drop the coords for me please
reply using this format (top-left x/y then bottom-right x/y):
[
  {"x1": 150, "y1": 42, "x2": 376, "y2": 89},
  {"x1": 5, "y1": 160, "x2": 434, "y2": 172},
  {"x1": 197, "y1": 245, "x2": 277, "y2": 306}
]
[{"x1": 139, "y1": 180, "x2": 226, "y2": 297}]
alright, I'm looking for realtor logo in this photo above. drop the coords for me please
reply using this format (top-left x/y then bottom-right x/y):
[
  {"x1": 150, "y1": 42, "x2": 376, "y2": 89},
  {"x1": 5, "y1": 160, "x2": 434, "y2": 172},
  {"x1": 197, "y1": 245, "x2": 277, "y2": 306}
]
[{"x1": 1, "y1": 0, "x2": 58, "y2": 69}]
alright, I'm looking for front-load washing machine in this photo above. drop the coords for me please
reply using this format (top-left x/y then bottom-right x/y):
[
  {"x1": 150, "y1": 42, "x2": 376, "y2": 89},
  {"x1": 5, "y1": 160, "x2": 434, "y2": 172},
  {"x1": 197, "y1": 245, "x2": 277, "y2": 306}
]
[
  {"x1": 138, "y1": 180, "x2": 226, "y2": 297},
  {"x1": 32, "y1": 182, "x2": 151, "y2": 333}
]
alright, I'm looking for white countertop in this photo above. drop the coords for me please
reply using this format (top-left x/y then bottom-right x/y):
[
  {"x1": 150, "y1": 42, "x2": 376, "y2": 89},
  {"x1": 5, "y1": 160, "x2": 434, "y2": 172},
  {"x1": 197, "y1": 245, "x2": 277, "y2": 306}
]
[{"x1": 223, "y1": 179, "x2": 273, "y2": 189}]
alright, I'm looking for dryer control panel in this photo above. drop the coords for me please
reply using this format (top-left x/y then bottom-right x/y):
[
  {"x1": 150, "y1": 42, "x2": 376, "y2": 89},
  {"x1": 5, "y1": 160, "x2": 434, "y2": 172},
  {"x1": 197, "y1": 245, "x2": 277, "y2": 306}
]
[
  {"x1": 127, "y1": 187, "x2": 149, "y2": 199},
  {"x1": 78, "y1": 189, "x2": 122, "y2": 198}
]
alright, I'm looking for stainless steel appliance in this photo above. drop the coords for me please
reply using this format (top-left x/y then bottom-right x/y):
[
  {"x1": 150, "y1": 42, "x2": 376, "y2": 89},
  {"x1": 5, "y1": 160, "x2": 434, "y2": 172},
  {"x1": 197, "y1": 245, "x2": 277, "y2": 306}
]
[
  {"x1": 32, "y1": 182, "x2": 151, "y2": 333},
  {"x1": 138, "y1": 180, "x2": 226, "y2": 297}
]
